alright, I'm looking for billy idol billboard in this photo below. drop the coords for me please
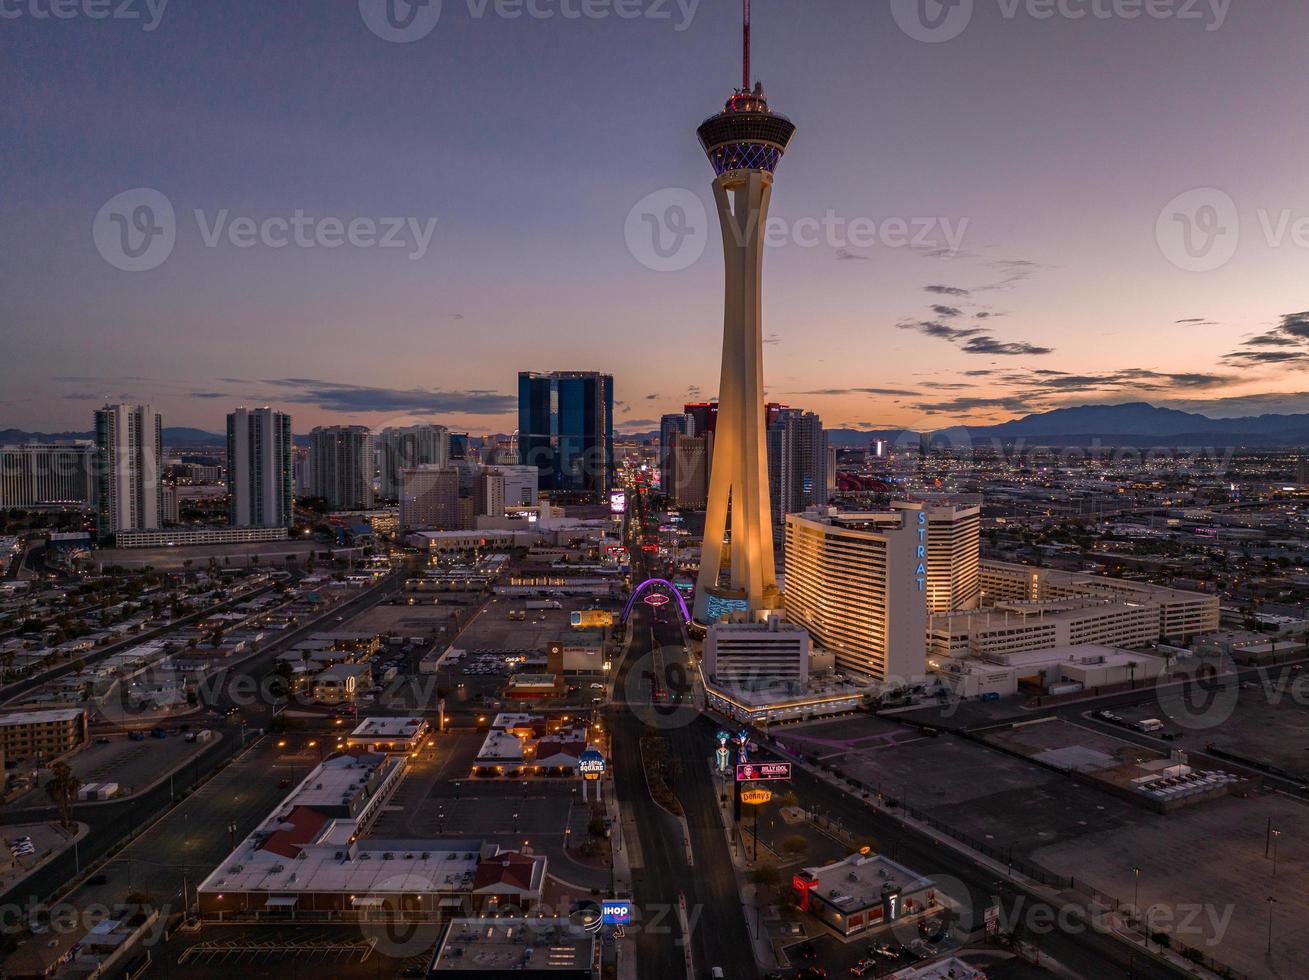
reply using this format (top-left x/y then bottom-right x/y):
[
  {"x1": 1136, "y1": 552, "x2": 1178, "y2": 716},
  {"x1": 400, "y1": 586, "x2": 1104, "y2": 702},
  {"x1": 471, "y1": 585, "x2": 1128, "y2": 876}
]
[{"x1": 735, "y1": 762, "x2": 791, "y2": 782}]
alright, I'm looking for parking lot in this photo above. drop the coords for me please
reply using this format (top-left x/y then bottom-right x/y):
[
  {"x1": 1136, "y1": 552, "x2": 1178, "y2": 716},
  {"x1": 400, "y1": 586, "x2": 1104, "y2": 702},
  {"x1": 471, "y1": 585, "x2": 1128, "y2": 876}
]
[{"x1": 8, "y1": 731, "x2": 217, "y2": 806}]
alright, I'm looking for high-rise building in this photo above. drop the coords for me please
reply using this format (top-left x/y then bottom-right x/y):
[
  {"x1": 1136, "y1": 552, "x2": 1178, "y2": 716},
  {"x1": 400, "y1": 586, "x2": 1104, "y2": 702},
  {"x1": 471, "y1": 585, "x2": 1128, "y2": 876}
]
[
  {"x1": 683, "y1": 402, "x2": 718, "y2": 438},
  {"x1": 892, "y1": 500, "x2": 981, "y2": 613},
  {"x1": 309, "y1": 426, "x2": 374, "y2": 510},
  {"x1": 484, "y1": 464, "x2": 539, "y2": 509},
  {"x1": 517, "y1": 371, "x2": 614, "y2": 500},
  {"x1": 783, "y1": 509, "x2": 927, "y2": 683},
  {"x1": 0, "y1": 443, "x2": 96, "y2": 508},
  {"x1": 162, "y1": 483, "x2": 180, "y2": 525},
  {"x1": 659, "y1": 413, "x2": 695, "y2": 494},
  {"x1": 379, "y1": 424, "x2": 449, "y2": 500},
  {"x1": 399, "y1": 466, "x2": 460, "y2": 532},
  {"x1": 692, "y1": 16, "x2": 796, "y2": 624},
  {"x1": 476, "y1": 468, "x2": 505, "y2": 519},
  {"x1": 449, "y1": 433, "x2": 471, "y2": 461},
  {"x1": 667, "y1": 432, "x2": 712, "y2": 509},
  {"x1": 227, "y1": 408, "x2": 294, "y2": 529},
  {"x1": 767, "y1": 407, "x2": 826, "y2": 525},
  {"x1": 94, "y1": 404, "x2": 163, "y2": 537}
]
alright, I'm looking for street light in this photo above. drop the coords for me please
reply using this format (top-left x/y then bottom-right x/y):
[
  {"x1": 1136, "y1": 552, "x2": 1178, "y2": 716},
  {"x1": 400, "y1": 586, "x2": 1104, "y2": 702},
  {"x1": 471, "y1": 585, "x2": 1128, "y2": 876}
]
[
  {"x1": 1271, "y1": 830, "x2": 1282, "y2": 879},
  {"x1": 1132, "y1": 867, "x2": 1142, "y2": 925}
]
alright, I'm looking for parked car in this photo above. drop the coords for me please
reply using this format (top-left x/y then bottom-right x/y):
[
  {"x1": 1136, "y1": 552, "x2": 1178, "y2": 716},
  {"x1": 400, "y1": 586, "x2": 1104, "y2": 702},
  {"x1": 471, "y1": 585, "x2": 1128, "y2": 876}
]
[
  {"x1": 128, "y1": 731, "x2": 145, "y2": 742},
  {"x1": 94, "y1": 736, "x2": 111, "y2": 745}
]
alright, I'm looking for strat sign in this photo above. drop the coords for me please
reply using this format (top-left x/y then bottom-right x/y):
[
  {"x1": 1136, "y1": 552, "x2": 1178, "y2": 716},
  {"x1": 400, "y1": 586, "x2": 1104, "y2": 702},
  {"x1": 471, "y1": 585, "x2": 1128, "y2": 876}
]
[
  {"x1": 915, "y1": 510, "x2": 927, "y2": 592},
  {"x1": 735, "y1": 762, "x2": 791, "y2": 782}
]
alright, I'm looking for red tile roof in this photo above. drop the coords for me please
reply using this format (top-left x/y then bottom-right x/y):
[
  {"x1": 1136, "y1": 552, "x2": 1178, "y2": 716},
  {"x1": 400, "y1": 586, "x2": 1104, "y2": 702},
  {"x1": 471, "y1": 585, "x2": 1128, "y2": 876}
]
[
  {"x1": 260, "y1": 805, "x2": 330, "y2": 859},
  {"x1": 473, "y1": 851, "x2": 537, "y2": 893}
]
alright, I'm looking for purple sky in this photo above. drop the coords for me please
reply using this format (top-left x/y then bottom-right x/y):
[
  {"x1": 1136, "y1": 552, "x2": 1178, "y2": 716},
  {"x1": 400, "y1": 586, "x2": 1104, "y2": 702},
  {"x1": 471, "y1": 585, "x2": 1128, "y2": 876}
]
[{"x1": 3, "y1": 0, "x2": 1308, "y2": 435}]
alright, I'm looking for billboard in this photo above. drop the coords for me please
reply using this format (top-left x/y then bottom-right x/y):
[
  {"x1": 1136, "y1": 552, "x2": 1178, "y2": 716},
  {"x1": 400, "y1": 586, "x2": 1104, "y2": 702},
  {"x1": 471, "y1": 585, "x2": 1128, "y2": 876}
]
[
  {"x1": 609, "y1": 490, "x2": 627, "y2": 514},
  {"x1": 735, "y1": 762, "x2": 791, "y2": 782},
  {"x1": 571, "y1": 609, "x2": 616, "y2": 629}
]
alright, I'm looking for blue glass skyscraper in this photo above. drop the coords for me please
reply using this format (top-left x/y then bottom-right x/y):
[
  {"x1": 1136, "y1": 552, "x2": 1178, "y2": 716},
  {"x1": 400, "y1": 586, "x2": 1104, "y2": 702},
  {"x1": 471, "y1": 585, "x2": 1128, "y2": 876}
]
[{"x1": 518, "y1": 371, "x2": 614, "y2": 501}]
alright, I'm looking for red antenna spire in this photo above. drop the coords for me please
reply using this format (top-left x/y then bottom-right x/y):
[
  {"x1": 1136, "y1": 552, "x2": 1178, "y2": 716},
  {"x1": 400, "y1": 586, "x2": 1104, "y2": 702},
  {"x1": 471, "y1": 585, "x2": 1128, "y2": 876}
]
[{"x1": 742, "y1": 0, "x2": 751, "y2": 91}]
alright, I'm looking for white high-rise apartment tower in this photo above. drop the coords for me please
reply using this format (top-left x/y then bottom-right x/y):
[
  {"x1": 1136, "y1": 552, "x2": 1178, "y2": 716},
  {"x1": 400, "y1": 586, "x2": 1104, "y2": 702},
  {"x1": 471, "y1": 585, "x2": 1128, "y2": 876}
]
[
  {"x1": 227, "y1": 408, "x2": 294, "y2": 529},
  {"x1": 95, "y1": 404, "x2": 163, "y2": 536}
]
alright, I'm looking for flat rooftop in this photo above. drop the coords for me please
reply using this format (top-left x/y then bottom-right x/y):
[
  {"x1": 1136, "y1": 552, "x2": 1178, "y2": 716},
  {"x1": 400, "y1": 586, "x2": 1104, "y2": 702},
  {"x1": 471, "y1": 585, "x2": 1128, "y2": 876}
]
[
  {"x1": 799, "y1": 853, "x2": 934, "y2": 913},
  {"x1": 433, "y1": 917, "x2": 595, "y2": 974},
  {"x1": 0, "y1": 706, "x2": 84, "y2": 726},
  {"x1": 350, "y1": 716, "x2": 427, "y2": 739}
]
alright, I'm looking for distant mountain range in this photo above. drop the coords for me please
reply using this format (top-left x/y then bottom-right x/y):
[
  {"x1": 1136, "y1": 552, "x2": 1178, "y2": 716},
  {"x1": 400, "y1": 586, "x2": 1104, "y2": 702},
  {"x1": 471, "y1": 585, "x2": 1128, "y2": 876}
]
[
  {"x1": 0, "y1": 426, "x2": 227, "y2": 447},
  {"x1": 623, "y1": 403, "x2": 1309, "y2": 448},
  {"x1": 11, "y1": 402, "x2": 1309, "y2": 451}
]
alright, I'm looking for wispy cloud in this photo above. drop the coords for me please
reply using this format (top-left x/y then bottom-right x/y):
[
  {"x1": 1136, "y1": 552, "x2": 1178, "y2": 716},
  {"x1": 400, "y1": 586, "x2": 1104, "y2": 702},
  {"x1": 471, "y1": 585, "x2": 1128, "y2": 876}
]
[{"x1": 262, "y1": 379, "x2": 516, "y2": 415}]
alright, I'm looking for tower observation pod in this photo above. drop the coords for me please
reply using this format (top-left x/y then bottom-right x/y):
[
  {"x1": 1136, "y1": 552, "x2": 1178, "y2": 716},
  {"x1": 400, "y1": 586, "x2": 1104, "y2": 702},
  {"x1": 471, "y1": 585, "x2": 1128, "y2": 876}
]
[{"x1": 692, "y1": 0, "x2": 796, "y2": 626}]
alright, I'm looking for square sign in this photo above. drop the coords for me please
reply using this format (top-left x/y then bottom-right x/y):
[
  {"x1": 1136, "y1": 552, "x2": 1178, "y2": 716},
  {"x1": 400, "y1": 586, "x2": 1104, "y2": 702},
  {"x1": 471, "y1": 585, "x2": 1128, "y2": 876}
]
[
  {"x1": 601, "y1": 900, "x2": 632, "y2": 925},
  {"x1": 735, "y1": 761, "x2": 791, "y2": 782}
]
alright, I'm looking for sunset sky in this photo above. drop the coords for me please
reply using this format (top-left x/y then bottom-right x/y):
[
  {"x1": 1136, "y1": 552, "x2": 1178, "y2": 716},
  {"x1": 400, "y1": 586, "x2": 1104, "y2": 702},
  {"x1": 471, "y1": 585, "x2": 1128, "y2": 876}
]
[{"x1": 4, "y1": 0, "x2": 1309, "y2": 436}]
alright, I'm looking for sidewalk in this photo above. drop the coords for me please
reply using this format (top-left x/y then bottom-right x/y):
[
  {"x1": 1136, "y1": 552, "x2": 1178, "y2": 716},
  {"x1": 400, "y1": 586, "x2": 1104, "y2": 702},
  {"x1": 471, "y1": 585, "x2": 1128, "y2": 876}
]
[{"x1": 702, "y1": 755, "x2": 781, "y2": 973}]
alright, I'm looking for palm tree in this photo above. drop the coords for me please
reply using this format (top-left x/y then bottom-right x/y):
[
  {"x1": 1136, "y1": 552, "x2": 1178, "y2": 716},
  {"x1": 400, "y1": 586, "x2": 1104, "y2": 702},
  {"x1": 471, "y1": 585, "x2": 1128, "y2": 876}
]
[{"x1": 46, "y1": 762, "x2": 80, "y2": 831}]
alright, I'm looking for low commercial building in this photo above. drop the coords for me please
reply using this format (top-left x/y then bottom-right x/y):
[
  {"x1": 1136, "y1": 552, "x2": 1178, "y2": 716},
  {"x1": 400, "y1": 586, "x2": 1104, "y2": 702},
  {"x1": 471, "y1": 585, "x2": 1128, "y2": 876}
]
[
  {"x1": 113, "y1": 526, "x2": 290, "y2": 549},
  {"x1": 792, "y1": 852, "x2": 940, "y2": 939},
  {"x1": 934, "y1": 645, "x2": 1167, "y2": 698},
  {"x1": 887, "y1": 958, "x2": 988, "y2": 980},
  {"x1": 346, "y1": 717, "x2": 430, "y2": 754},
  {"x1": 0, "y1": 707, "x2": 88, "y2": 761},
  {"x1": 546, "y1": 635, "x2": 606, "y2": 676},
  {"x1": 196, "y1": 748, "x2": 551, "y2": 923}
]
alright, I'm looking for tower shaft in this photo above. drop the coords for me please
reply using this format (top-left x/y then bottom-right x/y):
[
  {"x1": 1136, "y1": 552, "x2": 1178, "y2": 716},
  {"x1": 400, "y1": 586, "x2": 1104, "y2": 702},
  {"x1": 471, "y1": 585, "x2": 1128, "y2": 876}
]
[{"x1": 693, "y1": 170, "x2": 780, "y2": 623}]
